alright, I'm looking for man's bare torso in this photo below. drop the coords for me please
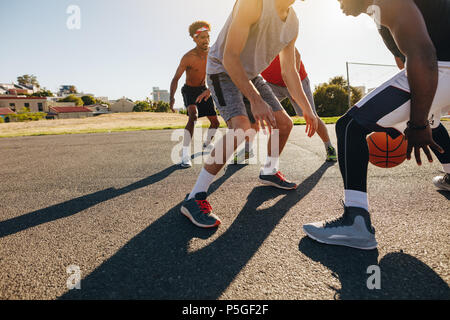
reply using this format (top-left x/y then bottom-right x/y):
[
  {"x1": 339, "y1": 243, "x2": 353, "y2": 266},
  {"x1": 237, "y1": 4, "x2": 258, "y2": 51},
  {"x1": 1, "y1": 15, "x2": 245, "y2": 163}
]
[{"x1": 183, "y1": 48, "x2": 208, "y2": 87}]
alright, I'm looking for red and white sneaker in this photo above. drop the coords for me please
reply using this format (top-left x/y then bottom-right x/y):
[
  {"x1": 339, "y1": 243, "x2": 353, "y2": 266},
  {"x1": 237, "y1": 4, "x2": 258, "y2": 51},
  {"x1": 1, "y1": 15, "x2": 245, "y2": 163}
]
[{"x1": 259, "y1": 170, "x2": 298, "y2": 190}]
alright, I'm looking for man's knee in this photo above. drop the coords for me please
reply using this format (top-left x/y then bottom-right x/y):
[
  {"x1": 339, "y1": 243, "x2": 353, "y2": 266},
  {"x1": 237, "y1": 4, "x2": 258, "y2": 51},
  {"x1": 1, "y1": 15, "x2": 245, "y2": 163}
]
[
  {"x1": 210, "y1": 117, "x2": 220, "y2": 128},
  {"x1": 187, "y1": 106, "x2": 198, "y2": 122},
  {"x1": 336, "y1": 113, "x2": 352, "y2": 136},
  {"x1": 276, "y1": 112, "x2": 293, "y2": 134}
]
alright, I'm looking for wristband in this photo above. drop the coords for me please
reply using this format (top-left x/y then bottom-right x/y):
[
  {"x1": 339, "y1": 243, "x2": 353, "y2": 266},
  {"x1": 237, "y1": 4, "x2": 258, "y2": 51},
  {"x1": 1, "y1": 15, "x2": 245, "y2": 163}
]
[{"x1": 406, "y1": 121, "x2": 430, "y2": 130}]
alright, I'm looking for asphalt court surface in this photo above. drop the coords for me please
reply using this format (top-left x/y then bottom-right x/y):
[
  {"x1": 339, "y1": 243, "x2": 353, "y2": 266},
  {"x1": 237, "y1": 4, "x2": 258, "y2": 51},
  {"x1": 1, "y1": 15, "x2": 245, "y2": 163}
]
[{"x1": 0, "y1": 124, "x2": 449, "y2": 299}]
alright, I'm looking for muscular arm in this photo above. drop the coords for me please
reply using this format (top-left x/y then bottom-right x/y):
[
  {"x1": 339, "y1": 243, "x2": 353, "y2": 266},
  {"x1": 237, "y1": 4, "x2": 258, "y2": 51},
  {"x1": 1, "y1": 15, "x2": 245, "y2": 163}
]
[
  {"x1": 378, "y1": 0, "x2": 443, "y2": 163},
  {"x1": 280, "y1": 40, "x2": 317, "y2": 137},
  {"x1": 380, "y1": 0, "x2": 437, "y2": 126},
  {"x1": 222, "y1": 0, "x2": 277, "y2": 129},
  {"x1": 223, "y1": 0, "x2": 261, "y2": 103},
  {"x1": 295, "y1": 48, "x2": 301, "y2": 72},
  {"x1": 170, "y1": 57, "x2": 188, "y2": 110}
]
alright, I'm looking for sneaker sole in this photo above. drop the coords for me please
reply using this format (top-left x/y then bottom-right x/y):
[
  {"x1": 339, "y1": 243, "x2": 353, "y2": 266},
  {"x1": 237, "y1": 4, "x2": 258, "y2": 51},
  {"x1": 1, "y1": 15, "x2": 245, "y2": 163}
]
[
  {"x1": 180, "y1": 206, "x2": 221, "y2": 228},
  {"x1": 180, "y1": 163, "x2": 192, "y2": 168},
  {"x1": 303, "y1": 226, "x2": 378, "y2": 250},
  {"x1": 259, "y1": 178, "x2": 297, "y2": 190},
  {"x1": 433, "y1": 181, "x2": 450, "y2": 192}
]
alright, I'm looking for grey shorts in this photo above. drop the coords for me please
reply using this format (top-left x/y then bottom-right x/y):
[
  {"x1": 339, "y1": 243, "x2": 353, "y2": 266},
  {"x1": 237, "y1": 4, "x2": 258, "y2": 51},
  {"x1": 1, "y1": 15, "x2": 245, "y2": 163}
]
[
  {"x1": 207, "y1": 72, "x2": 283, "y2": 123},
  {"x1": 267, "y1": 77, "x2": 318, "y2": 117}
]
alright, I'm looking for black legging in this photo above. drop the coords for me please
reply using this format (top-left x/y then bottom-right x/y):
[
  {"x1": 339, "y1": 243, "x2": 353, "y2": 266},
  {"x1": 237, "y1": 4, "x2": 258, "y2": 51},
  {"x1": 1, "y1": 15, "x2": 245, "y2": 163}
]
[{"x1": 335, "y1": 113, "x2": 450, "y2": 192}]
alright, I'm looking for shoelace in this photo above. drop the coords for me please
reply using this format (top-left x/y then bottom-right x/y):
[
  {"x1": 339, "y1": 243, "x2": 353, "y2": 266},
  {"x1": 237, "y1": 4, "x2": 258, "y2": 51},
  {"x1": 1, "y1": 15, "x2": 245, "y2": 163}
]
[
  {"x1": 196, "y1": 200, "x2": 212, "y2": 214},
  {"x1": 275, "y1": 171, "x2": 286, "y2": 181},
  {"x1": 324, "y1": 200, "x2": 349, "y2": 228}
]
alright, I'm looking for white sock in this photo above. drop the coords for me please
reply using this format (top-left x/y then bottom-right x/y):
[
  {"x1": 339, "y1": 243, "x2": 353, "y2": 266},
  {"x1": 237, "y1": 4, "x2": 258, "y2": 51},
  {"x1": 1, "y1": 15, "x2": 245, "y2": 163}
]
[
  {"x1": 182, "y1": 146, "x2": 190, "y2": 159},
  {"x1": 245, "y1": 140, "x2": 253, "y2": 153},
  {"x1": 188, "y1": 168, "x2": 216, "y2": 200},
  {"x1": 344, "y1": 190, "x2": 369, "y2": 211},
  {"x1": 261, "y1": 156, "x2": 279, "y2": 175},
  {"x1": 205, "y1": 128, "x2": 216, "y2": 146}
]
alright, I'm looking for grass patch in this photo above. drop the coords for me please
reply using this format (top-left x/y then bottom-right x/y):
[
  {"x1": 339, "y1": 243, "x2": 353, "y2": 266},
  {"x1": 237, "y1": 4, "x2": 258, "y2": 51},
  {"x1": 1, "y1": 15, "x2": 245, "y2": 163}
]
[
  {"x1": 0, "y1": 113, "x2": 446, "y2": 139},
  {"x1": 8, "y1": 111, "x2": 430, "y2": 138}
]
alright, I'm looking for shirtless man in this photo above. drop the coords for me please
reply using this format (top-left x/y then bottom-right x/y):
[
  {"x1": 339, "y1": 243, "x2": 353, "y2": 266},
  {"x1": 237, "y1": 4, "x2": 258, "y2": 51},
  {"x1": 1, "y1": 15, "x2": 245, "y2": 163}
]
[{"x1": 170, "y1": 21, "x2": 220, "y2": 168}]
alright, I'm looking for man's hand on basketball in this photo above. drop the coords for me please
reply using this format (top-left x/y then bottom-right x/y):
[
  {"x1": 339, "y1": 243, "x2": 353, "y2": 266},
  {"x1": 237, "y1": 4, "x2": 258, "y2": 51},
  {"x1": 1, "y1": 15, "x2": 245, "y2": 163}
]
[
  {"x1": 405, "y1": 126, "x2": 444, "y2": 165},
  {"x1": 195, "y1": 89, "x2": 211, "y2": 103},
  {"x1": 303, "y1": 110, "x2": 318, "y2": 138},
  {"x1": 251, "y1": 97, "x2": 277, "y2": 134}
]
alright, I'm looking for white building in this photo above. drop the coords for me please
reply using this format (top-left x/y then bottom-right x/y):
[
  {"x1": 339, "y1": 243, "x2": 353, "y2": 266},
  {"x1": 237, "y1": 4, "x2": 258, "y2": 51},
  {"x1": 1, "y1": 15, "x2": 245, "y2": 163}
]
[
  {"x1": 152, "y1": 87, "x2": 170, "y2": 103},
  {"x1": 110, "y1": 98, "x2": 134, "y2": 113}
]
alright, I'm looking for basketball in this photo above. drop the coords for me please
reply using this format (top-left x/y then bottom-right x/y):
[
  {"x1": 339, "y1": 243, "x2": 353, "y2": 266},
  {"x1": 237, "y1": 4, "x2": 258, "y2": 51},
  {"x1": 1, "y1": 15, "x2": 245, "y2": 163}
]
[{"x1": 367, "y1": 132, "x2": 408, "y2": 168}]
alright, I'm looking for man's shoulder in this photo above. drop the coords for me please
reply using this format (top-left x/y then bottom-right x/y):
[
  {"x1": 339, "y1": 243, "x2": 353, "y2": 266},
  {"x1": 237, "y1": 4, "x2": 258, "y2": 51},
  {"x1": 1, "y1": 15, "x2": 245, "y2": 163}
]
[{"x1": 181, "y1": 49, "x2": 197, "y2": 63}]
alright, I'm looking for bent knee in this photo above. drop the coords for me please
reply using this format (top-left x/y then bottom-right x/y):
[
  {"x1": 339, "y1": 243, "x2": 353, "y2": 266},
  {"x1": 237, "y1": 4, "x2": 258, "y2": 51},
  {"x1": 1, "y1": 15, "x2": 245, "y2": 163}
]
[
  {"x1": 336, "y1": 113, "x2": 352, "y2": 135},
  {"x1": 277, "y1": 115, "x2": 293, "y2": 133}
]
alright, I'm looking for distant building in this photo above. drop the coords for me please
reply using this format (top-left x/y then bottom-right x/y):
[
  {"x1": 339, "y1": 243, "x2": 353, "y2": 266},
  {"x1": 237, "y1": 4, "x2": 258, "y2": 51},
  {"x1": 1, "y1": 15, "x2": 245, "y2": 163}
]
[
  {"x1": 0, "y1": 83, "x2": 38, "y2": 95},
  {"x1": 48, "y1": 106, "x2": 93, "y2": 119},
  {"x1": 110, "y1": 98, "x2": 134, "y2": 113},
  {"x1": 57, "y1": 85, "x2": 78, "y2": 97},
  {"x1": 0, "y1": 96, "x2": 48, "y2": 112},
  {"x1": 85, "y1": 104, "x2": 110, "y2": 115},
  {"x1": 152, "y1": 87, "x2": 170, "y2": 103},
  {"x1": 0, "y1": 107, "x2": 15, "y2": 122},
  {"x1": 0, "y1": 96, "x2": 78, "y2": 113}
]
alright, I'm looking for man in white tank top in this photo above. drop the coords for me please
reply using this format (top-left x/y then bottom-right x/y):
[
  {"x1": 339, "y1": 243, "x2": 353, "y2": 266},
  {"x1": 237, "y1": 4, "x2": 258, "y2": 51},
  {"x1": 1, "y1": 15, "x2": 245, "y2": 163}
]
[{"x1": 181, "y1": 0, "x2": 319, "y2": 229}]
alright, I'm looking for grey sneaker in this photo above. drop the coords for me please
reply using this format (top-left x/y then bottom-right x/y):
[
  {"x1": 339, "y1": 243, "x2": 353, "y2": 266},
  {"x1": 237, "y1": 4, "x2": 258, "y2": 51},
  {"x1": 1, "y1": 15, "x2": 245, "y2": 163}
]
[
  {"x1": 181, "y1": 192, "x2": 221, "y2": 228},
  {"x1": 433, "y1": 173, "x2": 450, "y2": 191},
  {"x1": 303, "y1": 206, "x2": 378, "y2": 250}
]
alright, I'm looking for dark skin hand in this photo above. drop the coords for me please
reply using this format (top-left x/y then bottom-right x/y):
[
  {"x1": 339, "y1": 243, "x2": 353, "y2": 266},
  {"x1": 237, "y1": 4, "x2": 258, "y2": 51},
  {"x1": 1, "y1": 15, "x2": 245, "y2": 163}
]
[{"x1": 373, "y1": 0, "x2": 444, "y2": 165}]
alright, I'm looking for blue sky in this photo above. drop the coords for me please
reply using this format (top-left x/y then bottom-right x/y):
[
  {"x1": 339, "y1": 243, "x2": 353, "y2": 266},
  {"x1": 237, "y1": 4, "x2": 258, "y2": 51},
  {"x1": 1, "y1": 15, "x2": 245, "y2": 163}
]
[{"x1": 0, "y1": 0, "x2": 399, "y2": 106}]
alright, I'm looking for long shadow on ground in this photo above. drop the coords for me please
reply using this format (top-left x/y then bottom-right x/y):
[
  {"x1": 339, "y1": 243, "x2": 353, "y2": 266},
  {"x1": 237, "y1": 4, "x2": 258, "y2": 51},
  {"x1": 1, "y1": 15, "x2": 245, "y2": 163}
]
[
  {"x1": 299, "y1": 237, "x2": 450, "y2": 299},
  {"x1": 0, "y1": 165, "x2": 181, "y2": 238},
  {"x1": 60, "y1": 162, "x2": 335, "y2": 299}
]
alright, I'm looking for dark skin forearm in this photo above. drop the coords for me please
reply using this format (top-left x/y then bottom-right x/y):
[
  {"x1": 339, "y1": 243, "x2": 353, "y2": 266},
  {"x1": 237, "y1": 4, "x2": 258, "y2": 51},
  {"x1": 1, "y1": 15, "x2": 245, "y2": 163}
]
[
  {"x1": 406, "y1": 50, "x2": 438, "y2": 126},
  {"x1": 170, "y1": 78, "x2": 178, "y2": 102},
  {"x1": 376, "y1": 0, "x2": 443, "y2": 164}
]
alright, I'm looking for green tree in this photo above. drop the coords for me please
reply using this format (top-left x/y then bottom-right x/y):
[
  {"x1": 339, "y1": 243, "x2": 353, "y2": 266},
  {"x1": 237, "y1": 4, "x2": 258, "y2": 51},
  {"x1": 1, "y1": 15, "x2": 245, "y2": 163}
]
[
  {"x1": 81, "y1": 95, "x2": 97, "y2": 106},
  {"x1": 152, "y1": 101, "x2": 171, "y2": 113},
  {"x1": 57, "y1": 95, "x2": 84, "y2": 106},
  {"x1": 133, "y1": 100, "x2": 151, "y2": 112},
  {"x1": 17, "y1": 107, "x2": 31, "y2": 114},
  {"x1": 280, "y1": 98, "x2": 296, "y2": 117},
  {"x1": 31, "y1": 90, "x2": 54, "y2": 97},
  {"x1": 314, "y1": 76, "x2": 363, "y2": 117},
  {"x1": 17, "y1": 74, "x2": 40, "y2": 88}
]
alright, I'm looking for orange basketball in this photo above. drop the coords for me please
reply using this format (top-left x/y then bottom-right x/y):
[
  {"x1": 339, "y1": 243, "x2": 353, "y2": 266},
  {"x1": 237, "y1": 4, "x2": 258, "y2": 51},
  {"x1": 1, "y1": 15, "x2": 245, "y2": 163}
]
[{"x1": 367, "y1": 132, "x2": 408, "y2": 168}]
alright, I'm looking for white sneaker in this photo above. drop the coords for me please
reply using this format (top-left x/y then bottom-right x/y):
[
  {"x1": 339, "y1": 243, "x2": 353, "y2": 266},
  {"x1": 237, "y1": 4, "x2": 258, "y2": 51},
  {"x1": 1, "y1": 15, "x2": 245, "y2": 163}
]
[
  {"x1": 202, "y1": 143, "x2": 214, "y2": 153},
  {"x1": 180, "y1": 156, "x2": 192, "y2": 168},
  {"x1": 433, "y1": 173, "x2": 450, "y2": 191}
]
